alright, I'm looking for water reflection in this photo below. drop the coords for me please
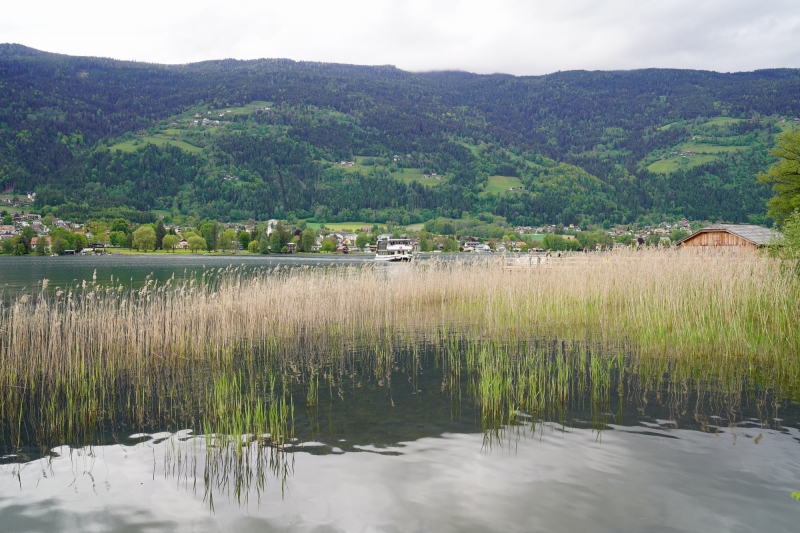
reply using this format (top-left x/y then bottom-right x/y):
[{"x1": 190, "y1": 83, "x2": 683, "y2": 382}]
[
  {"x1": 4, "y1": 337, "x2": 799, "y2": 528},
  {"x1": 3, "y1": 418, "x2": 799, "y2": 532}
]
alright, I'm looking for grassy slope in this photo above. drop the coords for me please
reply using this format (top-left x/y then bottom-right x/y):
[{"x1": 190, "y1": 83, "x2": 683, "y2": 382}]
[
  {"x1": 646, "y1": 117, "x2": 752, "y2": 174},
  {"x1": 481, "y1": 175, "x2": 524, "y2": 196},
  {"x1": 109, "y1": 136, "x2": 203, "y2": 153},
  {"x1": 306, "y1": 222, "x2": 374, "y2": 231},
  {"x1": 336, "y1": 158, "x2": 442, "y2": 186}
]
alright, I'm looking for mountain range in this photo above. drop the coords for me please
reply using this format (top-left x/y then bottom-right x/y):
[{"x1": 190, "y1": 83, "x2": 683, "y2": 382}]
[{"x1": 1, "y1": 43, "x2": 797, "y2": 226}]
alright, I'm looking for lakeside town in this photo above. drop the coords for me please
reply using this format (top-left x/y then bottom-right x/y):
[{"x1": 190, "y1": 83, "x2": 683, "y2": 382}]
[{"x1": 1, "y1": 200, "x2": 700, "y2": 256}]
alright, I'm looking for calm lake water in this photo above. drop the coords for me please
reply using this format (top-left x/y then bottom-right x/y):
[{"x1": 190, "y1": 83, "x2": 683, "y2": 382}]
[
  {"x1": 0, "y1": 254, "x2": 376, "y2": 297},
  {"x1": 3, "y1": 353, "x2": 799, "y2": 533},
  {"x1": 1, "y1": 256, "x2": 799, "y2": 532}
]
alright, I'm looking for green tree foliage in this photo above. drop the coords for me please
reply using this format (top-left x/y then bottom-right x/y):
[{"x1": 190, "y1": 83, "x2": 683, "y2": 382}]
[
  {"x1": 109, "y1": 231, "x2": 128, "y2": 247},
  {"x1": 300, "y1": 228, "x2": 317, "y2": 252},
  {"x1": 199, "y1": 221, "x2": 218, "y2": 251},
  {"x1": 670, "y1": 229, "x2": 689, "y2": 242},
  {"x1": 219, "y1": 229, "x2": 237, "y2": 252},
  {"x1": 238, "y1": 231, "x2": 250, "y2": 250},
  {"x1": 269, "y1": 223, "x2": 291, "y2": 253},
  {"x1": 355, "y1": 233, "x2": 369, "y2": 250},
  {"x1": 321, "y1": 237, "x2": 337, "y2": 252},
  {"x1": 1, "y1": 239, "x2": 13, "y2": 254},
  {"x1": 187, "y1": 235, "x2": 206, "y2": 253},
  {"x1": 49, "y1": 227, "x2": 83, "y2": 254},
  {"x1": 132, "y1": 226, "x2": 156, "y2": 251},
  {"x1": 771, "y1": 210, "x2": 800, "y2": 276},
  {"x1": 34, "y1": 237, "x2": 48, "y2": 254},
  {"x1": 111, "y1": 219, "x2": 130, "y2": 233},
  {"x1": 161, "y1": 234, "x2": 180, "y2": 252},
  {"x1": 247, "y1": 240, "x2": 259, "y2": 253},
  {"x1": 542, "y1": 233, "x2": 582, "y2": 251},
  {"x1": 259, "y1": 234, "x2": 270, "y2": 254},
  {"x1": 575, "y1": 231, "x2": 614, "y2": 250},
  {"x1": 442, "y1": 238, "x2": 459, "y2": 252},
  {"x1": 759, "y1": 129, "x2": 800, "y2": 224},
  {"x1": 86, "y1": 221, "x2": 109, "y2": 245},
  {"x1": 155, "y1": 219, "x2": 167, "y2": 250}
]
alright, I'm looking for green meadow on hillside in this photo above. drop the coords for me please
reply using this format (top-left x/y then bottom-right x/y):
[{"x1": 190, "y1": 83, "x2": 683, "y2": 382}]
[
  {"x1": 481, "y1": 175, "x2": 524, "y2": 196},
  {"x1": 306, "y1": 221, "x2": 375, "y2": 232},
  {"x1": 647, "y1": 155, "x2": 718, "y2": 173},
  {"x1": 702, "y1": 116, "x2": 744, "y2": 127},
  {"x1": 109, "y1": 136, "x2": 203, "y2": 153},
  {"x1": 394, "y1": 169, "x2": 443, "y2": 186}
]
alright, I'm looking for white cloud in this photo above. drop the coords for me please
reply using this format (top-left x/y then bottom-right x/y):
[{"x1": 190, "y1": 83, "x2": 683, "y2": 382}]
[{"x1": 2, "y1": 0, "x2": 799, "y2": 74}]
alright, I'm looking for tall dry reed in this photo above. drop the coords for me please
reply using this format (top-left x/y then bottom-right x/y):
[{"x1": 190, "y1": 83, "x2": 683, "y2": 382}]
[{"x1": 1, "y1": 249, "x2": 797, "y2": 453}]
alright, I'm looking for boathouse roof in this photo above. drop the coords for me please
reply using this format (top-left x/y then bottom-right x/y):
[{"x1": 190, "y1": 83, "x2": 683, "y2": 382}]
[{"x1": 676, "y1": 224, "x2": 782, "y2": 247}]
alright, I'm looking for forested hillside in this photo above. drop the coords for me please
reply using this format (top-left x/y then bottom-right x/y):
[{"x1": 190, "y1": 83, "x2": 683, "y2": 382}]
[{"x1": 1, "y1": 43, "x2": 798, "y2": 225}]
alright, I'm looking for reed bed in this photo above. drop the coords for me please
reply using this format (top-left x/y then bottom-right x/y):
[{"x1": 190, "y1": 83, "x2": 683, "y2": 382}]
[{"x1": 1, "y1": 249, "x2": 798, "y2": 459}]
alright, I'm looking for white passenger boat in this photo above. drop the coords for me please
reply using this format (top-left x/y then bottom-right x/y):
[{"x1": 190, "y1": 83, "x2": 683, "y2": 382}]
[{"x1": 375, "y1": 237, "x2": 414, "y2": 262}]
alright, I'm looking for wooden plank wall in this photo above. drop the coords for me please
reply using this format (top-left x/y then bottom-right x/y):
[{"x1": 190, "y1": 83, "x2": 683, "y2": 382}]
[{"x1": 681, "y1": 230, "x2": 756, "y2": 248}]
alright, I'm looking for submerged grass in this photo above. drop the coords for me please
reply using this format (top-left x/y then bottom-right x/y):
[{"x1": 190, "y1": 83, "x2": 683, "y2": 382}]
[{"x1": 1, "y1": 249, "x2": 798, "y2": 499}]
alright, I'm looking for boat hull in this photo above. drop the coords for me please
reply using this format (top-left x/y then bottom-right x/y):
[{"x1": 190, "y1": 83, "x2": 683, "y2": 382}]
[{"x1": 374, "y1": 254, "x2": 413, "y2": 262}]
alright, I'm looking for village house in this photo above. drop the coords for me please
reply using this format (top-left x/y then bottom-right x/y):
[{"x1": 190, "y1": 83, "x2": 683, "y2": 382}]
[
  {"x1": 675, "y1": 224, "x2": 781, "y2": 249},
  {"x1": 30, "y1": 237, "x2": 51, "y2": 251},
  {"x1": 463, "y1": 241, "x2": 491, "y2": 253}
]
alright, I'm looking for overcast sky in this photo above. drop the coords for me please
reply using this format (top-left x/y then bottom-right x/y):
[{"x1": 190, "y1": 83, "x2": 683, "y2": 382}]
[{"x1": 3, "y1": 0, "x2": 800, "y2": 75}]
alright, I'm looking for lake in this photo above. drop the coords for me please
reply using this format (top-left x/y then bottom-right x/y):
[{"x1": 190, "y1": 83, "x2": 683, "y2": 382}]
[
  {"x1": 1, "y1": 254, "x2": 799, "y2": 532},
  {"x1": 2, "y1": 353, "x2": 798, "y2": 532},
  {"x1": 0, "y1": 254, "x2": 376, "y2": 297}
]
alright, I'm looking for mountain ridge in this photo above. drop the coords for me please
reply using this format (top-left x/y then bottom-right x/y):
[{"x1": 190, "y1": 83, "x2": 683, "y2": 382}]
[{"x1": 0, "y1": 45, "x2": 795, "y2": 226}]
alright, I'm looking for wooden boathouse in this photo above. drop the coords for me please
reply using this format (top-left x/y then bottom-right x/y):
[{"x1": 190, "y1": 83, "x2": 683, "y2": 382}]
[{"x1": 675, "y1": 224, "x2": 781, "y2": 249}]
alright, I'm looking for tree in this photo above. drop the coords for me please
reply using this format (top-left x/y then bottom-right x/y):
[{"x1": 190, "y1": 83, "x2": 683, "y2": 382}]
[
  {"x1": 109, "y1": 231, "x2": 127, "y2": 247},
  {"x1": 259, "y1": 234, "x2": 270, "y2": 254},
  {"x1": 111, "y1": 218, "x2": 130, "y2": 233},
  {"x1": 86, "y1": 221, "x2": 109, "y2": 245},
  {"x1": 51, "y1": 235, "x2": 66, "y2": 255},
  {"x1": 1, "y1": 238, "x2": 14, "y2": 254},
  {"x1": 771, "y1": 210, "x2": 800, "y2": 276},
  {"x1": 187, "y1": 235, "x2": 206, "y2": 253},
  {"x1": 321, "y1": 236, "x2": 337, "y2": 252},
  {"x1": 199, "y1": 221, "x2": 218, "y2": 251},
  {"x1": 219, "y1": 229, "x2": 237, "y2": 252},
  {"x1": 670, "y1": 229, "x2": 689, "y2": 243},
  {"x1": 758, "y1": 129, "x2": 800, "y2": 224},
  {"x1": 443, "y1": 238, "x2": 459, "y2": 252},
  {"x1": 161, "y1": 234, "x2": 180, "y2": 252},
  {"x1": 132, "y1": 226, "x2": 156, "y2": 251},
  {"x1": 34, "y1": 237, "x2": 48, "y2": 255},
  {"x1": 247, "y1": 240, "x2": 259, "y2": 253},
  {"x1": 300, "y1": 228, "x2": 316, "y2": 252},
  {"x1": 20, "y1": 226, "x2": 37, "y2": 253},
  {"x1": 155, "y1": 219, "x2": 167, "y2": 250},
  {"x1": 238, "y1": 231, "x2": 251, "y2": 250},
  {"x1": 355, "y1": 232, "x2": 369, "y2": 249},
  {"x1": 11, "y1": 236, "x2": 26, "y2": 255},
  {"x1": 269, "y1": 222, "x2": 291, "y2": 253},
  {"x1": 73, "y1": 233, "x2": 88, "y2": 252},
  {"x1": 2, "y1": 215, "x2": 12, "y2": 225}
]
